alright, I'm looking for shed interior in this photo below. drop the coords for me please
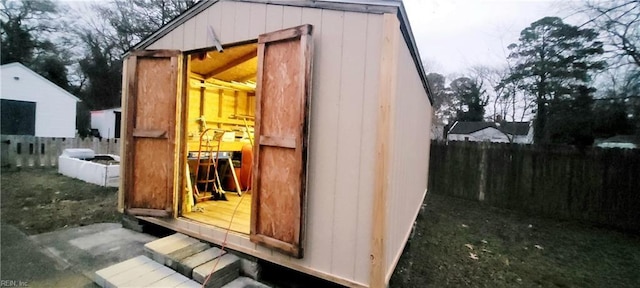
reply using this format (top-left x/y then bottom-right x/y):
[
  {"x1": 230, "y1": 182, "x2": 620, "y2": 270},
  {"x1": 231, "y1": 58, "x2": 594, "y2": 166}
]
[{"x1": 182, "y1": 42, "x2": 258, "y2": 234}]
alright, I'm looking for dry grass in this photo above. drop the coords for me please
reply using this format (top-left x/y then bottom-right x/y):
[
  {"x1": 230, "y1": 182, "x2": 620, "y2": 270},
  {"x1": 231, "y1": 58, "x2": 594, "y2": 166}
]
[
  {"x1": 1, "y1": 167, "x2": 120, "y2": 234},
  {"x1": 390, "y1": 193, "x2": 640, "y2": 287}
]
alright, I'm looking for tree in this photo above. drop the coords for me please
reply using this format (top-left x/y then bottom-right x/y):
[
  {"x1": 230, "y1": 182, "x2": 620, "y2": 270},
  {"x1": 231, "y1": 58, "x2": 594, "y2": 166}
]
[
  {"x1": 450, "y1": 77, "x2": 488, "y2": 122},
  {"x1": 427, "y1": 72, "x2": 456, "y2": 125},
  {"x1": 546, "y1": 86, "x2": 596, "y2": 146},
  {"x1": 581, "y1": 0, "x2": 640, "y2": 67},
  {"x1": 72, "y1": 0, "x2": 198, "y2": 110},
  {"x1": 1, "y1": 0, "x2": 72, "y2": 89},
  {"x1": 501, "y1": 17, "x2": 605, "y2": 143},
  {"x1": 470, "y1": 65, "x2": 535, "y2": 123}
]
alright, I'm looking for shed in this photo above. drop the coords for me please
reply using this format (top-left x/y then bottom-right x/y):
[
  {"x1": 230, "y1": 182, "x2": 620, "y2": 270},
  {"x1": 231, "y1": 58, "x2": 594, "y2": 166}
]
[
  {"x1": 90, "y1": 107, "x2": 122, "y2": 139},
  {"x1": 118, "y1": 1, "x2": 433, "y2": 287},
  {"x1": 1, "y1": 62, "x2": 79, "y2": 137}
]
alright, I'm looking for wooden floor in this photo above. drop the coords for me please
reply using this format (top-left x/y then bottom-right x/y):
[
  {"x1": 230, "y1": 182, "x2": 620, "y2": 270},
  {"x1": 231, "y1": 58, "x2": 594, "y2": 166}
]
[{"x1": 182, "y1": 193, "x2": 252, "y2": 234}]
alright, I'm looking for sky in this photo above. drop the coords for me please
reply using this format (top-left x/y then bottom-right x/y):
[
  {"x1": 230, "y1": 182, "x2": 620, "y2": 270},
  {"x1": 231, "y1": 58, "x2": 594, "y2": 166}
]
[
  {"x1": 60, "y1": 0, "x2": 580, "y2": 76},
  {"x1": 402, "y1": 0, "x2": 575, "y2": 75}
]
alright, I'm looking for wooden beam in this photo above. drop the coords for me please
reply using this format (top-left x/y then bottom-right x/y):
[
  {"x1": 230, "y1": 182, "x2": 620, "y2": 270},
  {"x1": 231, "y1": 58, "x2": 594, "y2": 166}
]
[
  {"x1": 370, "y1": 13, "x2": 400, "y2": 288},
  {"x1": 203, "y1": 48, "x2": 257, "y2": 79},
  {"x1": 117, "y1": 57, "x2": 130, "y2": 213}
]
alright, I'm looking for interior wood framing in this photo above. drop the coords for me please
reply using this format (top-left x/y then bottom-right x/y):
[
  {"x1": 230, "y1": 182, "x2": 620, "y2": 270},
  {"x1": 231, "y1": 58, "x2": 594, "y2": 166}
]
[{"x1": 179, "y1": 41, "x2": 258, "y2": 236}]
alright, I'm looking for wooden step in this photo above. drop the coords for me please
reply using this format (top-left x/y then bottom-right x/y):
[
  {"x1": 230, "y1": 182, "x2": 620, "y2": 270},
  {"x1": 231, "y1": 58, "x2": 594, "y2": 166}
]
[
  {"x1": 95, "y1": 255, "x2": 200, "y2": 288},
  {"x1": 192, "y1": 254, "x2": 241, "y2": 288}
]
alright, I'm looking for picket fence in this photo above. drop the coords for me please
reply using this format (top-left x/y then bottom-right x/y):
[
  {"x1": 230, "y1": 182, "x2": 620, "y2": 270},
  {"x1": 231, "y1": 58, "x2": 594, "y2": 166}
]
[{"x1": 1, "y1": 135, "x2": 120, "y2": 168}]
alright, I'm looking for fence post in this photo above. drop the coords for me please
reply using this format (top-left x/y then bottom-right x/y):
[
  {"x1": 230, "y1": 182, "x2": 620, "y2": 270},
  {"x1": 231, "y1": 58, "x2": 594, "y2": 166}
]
[
  {"x1": 1, "y1": 135, "x2": 9, "y2": 167},
  {"x1": 478, "y1": 142, "x2": 489, "y2": 201}
]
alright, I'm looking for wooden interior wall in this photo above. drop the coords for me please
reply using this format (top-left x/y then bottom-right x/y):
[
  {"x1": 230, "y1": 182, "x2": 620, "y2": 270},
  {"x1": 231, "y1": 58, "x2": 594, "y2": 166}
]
[
  {"x1": 186, "y1": 77, "x2": 255, "y2": 151},
  {"x1": 146, "y1": 2, "x2": 384, "y2": 286},
  {"x1": 384, "y1": 26, "x2": 433, "y2": 283}
]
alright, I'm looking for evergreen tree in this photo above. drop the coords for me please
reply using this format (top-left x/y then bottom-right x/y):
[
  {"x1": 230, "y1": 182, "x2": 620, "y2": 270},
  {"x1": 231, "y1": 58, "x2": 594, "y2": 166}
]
[{"x1": 500, "y1": 17, "x2": 605, "y2": 143}]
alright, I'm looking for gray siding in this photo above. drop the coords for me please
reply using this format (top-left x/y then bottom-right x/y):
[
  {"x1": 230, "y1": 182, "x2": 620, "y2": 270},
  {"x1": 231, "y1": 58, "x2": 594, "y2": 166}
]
[{"x1": 384, "y1": 27, "x2": 433, "y2": 282}]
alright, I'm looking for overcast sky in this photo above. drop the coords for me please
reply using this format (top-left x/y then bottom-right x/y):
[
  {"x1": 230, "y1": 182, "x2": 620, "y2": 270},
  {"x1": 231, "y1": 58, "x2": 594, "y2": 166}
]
[
  {"x1": 403, "y1": 0, "x2": 575, "y2": 75},
  {"x1": 62, "y1": 0, "x2": 580, "y2": 76}
]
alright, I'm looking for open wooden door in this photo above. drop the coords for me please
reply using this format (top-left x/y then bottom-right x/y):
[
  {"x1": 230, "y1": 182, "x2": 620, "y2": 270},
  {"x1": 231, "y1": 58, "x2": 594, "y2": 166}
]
[
  {"x1": 123, "y1": 50, "x2": 183, "y2": 217},
  {"x1": 250, "y1": 25, "x2": 313, "y2": 258}
]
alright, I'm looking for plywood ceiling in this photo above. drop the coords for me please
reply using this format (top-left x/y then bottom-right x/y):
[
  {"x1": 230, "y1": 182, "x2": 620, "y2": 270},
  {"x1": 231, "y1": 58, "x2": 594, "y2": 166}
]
[{"x1": 190, "y1": 43, "x2": 258, "y2": 82}]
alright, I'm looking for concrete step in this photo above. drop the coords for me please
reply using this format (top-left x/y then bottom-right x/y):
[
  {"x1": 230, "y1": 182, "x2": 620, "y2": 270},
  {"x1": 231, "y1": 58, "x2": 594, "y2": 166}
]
[
  {"x1": 178, "y1": 247, "x2": 226, "y2": 277},
  {"x1": 193, "y1": 254, "x2": 241, "y2": 288},
  {"x1": 144, "y1": 233, "x2": 201, "y2": 266},
  {"x1": 95, "y1": 233, "x2": 264, "y2": 288},
  {"x1": 95, "y1": 255, "x2": 200, "y2": 288}
]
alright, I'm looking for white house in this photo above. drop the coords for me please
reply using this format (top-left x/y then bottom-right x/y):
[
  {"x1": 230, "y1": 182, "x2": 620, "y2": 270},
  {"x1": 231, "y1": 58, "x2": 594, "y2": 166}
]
[
  {"x1": 1, "y1": 62, "x2": 79, "y2": 137},
  {"x1": 447, "y1": 121, "x2": 534, "y2": 144},
  {"x1": 90, "y1": 107, "x2": 122, "y2": 139}
]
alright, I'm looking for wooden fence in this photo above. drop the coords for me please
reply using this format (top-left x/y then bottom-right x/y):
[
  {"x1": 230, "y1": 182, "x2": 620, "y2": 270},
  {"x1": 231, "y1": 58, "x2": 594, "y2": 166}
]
[
  {"x1": 429, "y1": 141, "x2": 640, "y2": 232},
  {"x1": 1, "y1": 135, "x2": 120, "y2": 168}
]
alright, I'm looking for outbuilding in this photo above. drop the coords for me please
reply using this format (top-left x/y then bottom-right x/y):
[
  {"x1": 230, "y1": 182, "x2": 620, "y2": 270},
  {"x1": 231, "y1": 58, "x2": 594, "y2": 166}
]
[
  {"x1": 90, "y1": 107, "x2": 122, "y2": 139},
  {"x1": 118, "y1": 1, "x2": 433, "y2": 287},
  {"x1": 1, "y1": 62, "x2": 79, "y2": 137}
]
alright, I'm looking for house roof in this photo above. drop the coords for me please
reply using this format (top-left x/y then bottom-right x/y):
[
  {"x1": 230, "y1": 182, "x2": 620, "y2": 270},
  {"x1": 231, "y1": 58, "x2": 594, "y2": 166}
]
[
  {"x1": 1, "y1": 62, "x2": 81, "y2": 102},
  {"x1": 498, "y1": 122, "x2": 530, "y2": 136},
  {"x1": 128, "y1": 0, "x2": 433, "y2": 104},
  {"x1": 449, "y1": 122, "x2": 497, "y2": 135},
  {"x1": 449, "y1": 121, "x2": 531, "y2": 136}
]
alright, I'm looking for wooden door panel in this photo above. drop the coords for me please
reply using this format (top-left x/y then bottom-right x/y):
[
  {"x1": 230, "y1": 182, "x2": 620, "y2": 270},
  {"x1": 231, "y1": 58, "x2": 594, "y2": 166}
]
[
  {"x1": 125, "y1": 50, "x2": 181, "y2": 217},
  {"x1": 250, "y1": 24, "x2": 313, "y2": 258}
]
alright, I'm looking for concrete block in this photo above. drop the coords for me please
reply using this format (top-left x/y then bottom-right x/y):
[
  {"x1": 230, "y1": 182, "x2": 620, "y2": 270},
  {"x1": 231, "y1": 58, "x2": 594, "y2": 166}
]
[
  {"x1": 150, "y1": 273, "x2": 193, "y2": 288},
  {"x1": 121, "y1": 214, "x2": 144, "y2": 233},
  {"x1": 104, "y1": 259, "x2": 163, "y2": 288},
  {"x1": 221, "y1": 277, "x2": 271, "y2": 288},
  {"x1": 144, "y1": 233, "x2": 198, "y2": 264},
  {"x1": 192, "y1": 254, "x2": 241, "y2": 288},
  {"x1": 118, "y1": 265, "x2": 175, "y2": 287},
  {"x1": 177, "y1": 247, "x2": 225, "y2": 277},
  {"x1": 95, "y1": 256, "x2": 150, "y2": 287},
  {"x1": 166, "y1": 241, "x2": 211, "y2": 270},
  {"x1": 144, "y1": 233, "x2": 188, "y2": 251},
  {"x1": 176, "y1": 279, "x2": 205, "y2": 288}
]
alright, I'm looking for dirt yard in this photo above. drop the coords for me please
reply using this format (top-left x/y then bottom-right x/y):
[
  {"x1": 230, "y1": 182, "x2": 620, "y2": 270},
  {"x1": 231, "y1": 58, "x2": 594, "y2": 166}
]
[
  {"x1": 2, "y1": 168, "x2": 639, "y2": 287},
  {"x1": 390, "y1": 193, "x2": 640, "y2": 287},
  {"x1": 1, "y1": 168, "x2": 120, "y2": 234}
]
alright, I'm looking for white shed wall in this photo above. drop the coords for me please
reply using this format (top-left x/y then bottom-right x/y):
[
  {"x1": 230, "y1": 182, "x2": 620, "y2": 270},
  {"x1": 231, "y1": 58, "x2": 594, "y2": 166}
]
[
  {"x1": 385, "y1": 31, "x2": 432, "y2": 281},
  {"x1": 1, "y1": 64, "x2": 78, "y2": 137},
  {"x1": 144, "y1": 1, "x2": 383, "y2": 286}
]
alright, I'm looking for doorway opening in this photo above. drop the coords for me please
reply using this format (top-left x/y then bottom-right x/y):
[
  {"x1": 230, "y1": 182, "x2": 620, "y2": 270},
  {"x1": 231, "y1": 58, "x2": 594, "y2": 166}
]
[{"x1": 181, "y1": 41, "x2": 257, "y2": 235}]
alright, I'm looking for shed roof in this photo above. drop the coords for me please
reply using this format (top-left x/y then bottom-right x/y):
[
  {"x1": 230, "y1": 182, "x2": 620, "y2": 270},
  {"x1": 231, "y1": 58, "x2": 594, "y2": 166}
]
[
  {"x1": 129, "y1": 0, "x2": 433, "y2": 104},
  {"x1": 1, "y1": 62, "x2": 81, "y2": 102}
]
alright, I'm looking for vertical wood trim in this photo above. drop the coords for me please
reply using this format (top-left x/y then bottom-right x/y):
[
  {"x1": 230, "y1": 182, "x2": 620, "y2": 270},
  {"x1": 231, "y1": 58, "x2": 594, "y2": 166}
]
[
  {"x1": 118, "y1": 57, "x2": 130, "y2": 212},
  {"x1": 124, "y1": 56, "x2": 138, "y2": 210},
  {"x1": 370, "y1": 13, "x2": 399, "y2": 288},
  {"x1": 250, "y1": 41, "x2": 265, "y2": 238},
  {"x1": 234, "y1": 91, "x2": 239, "y2": 116},
  {"x1": 218, "y1": 89, "x2": 224, "y2": 128},
  {"x1": 174, "y1": 54, "x2": 187, "y2": 218}
]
